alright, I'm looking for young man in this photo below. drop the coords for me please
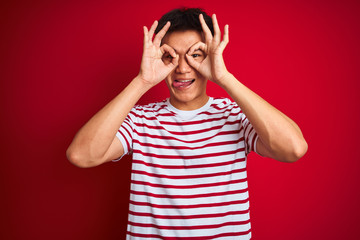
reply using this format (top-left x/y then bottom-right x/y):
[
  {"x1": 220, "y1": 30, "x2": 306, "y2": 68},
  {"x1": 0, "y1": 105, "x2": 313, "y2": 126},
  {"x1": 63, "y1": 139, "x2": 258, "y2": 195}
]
[{"x1": 67, "y1": 8, "x2": 307, "y2": 239}]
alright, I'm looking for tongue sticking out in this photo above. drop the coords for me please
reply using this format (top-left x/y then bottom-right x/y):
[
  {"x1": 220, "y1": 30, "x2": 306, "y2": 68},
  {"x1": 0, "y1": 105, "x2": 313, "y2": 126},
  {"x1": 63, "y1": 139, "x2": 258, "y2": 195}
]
[{"x1": 173, "y1": 80, "x2": 194, "y2": 88}]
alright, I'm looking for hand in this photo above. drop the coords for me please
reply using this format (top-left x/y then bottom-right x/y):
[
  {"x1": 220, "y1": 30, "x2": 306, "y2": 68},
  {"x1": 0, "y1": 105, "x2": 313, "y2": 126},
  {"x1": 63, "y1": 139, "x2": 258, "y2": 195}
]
[
  {"x1": 186, "y1": 14, "x2": 231, "y2": 85},
  {"x1": 138, "y1": 21, "x2": 179, "y2": 87}
]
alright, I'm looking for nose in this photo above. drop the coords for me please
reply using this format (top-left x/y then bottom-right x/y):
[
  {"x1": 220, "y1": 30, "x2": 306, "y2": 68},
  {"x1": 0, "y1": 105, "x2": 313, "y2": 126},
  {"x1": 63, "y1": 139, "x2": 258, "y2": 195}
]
[{"x1": 176, "y1": 55, "x2": 191, "y2": 73}]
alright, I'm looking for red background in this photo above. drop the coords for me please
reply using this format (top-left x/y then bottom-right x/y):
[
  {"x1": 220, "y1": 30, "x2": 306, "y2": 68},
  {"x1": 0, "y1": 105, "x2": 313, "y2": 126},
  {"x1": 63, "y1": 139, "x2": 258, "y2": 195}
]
[{"x1": 1, "y1": 0, "x2": 359, "y2": 239}]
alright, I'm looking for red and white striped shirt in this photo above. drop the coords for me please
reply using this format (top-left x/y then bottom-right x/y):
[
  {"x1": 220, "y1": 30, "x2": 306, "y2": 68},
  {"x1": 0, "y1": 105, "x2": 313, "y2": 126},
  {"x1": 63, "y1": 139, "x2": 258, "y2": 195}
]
[{"x1": 116, "y1": 97, "x2": 258, "y2": 239}]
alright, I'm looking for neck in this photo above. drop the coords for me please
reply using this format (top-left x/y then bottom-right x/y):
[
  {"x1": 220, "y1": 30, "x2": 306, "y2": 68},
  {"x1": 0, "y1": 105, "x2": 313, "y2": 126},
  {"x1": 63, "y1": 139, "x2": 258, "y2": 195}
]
[{"x1": 169, "y1": 95, "x2": 210, "y2": 111}]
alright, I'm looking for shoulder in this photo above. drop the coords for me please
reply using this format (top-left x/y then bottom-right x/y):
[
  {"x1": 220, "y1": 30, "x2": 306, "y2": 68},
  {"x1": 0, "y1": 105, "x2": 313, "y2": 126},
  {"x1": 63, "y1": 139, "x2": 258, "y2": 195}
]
[
  {"x1": 128, "y1": 100, "x2": 170, "y2": 120},
  {"x1": 131, "y1": 100, "x2": 167, "y2": 112}
]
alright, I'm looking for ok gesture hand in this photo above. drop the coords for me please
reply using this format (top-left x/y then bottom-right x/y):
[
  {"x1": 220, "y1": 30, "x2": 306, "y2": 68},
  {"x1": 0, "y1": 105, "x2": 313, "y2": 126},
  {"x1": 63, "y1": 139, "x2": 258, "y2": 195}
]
[
  {"x1": 138, "y1": 21, "x2": 179, "y2": 87},
  {"x1": 186, "y1": 14, "x2": 230, "y2": 85}
]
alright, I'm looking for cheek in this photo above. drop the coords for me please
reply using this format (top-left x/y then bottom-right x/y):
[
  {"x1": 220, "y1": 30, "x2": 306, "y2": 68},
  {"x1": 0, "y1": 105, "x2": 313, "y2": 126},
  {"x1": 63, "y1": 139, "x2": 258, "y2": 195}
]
[
  {"x1": 195, "y1": 73, "x2": 207, "y2": 83},
  {"x1": 164, "y1": 74, "x2": 173, "y2": 88}
]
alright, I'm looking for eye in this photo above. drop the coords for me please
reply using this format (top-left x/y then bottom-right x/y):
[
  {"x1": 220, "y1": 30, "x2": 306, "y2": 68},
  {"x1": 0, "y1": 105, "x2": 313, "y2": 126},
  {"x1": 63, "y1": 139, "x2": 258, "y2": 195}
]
[
  {"x1": 162, "y1": 54, "x2": 173, "y2": 62},
  {"x1": 192, "y1": 53, "x2": 201, "y2": 58}
]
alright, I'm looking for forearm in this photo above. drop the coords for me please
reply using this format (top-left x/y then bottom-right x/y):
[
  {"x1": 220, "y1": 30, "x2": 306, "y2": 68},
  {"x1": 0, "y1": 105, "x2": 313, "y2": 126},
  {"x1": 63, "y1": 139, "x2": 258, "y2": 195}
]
[
  {"x1": 67, "y1": 76, "x2": 151, "y2": 167},
  {"x1": 219, "y1": 73, "x2": 307, "y2": 162}
]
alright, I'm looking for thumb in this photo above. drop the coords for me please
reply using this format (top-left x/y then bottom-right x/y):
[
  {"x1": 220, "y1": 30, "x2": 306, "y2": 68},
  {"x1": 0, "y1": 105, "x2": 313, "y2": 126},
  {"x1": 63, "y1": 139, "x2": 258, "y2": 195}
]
[
  {"x1": 166, "y1": 54, "x2": 179, "y2": 71},
  {"x1": 185, "y1": 54, "x2": 201, "y2": 71}
]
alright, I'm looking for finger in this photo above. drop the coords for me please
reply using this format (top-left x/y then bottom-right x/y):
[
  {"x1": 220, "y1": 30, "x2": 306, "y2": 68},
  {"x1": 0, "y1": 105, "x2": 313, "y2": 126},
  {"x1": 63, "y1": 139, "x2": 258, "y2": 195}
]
[
  {"x1": 199, "y1": 14, "x2": 213, "y2": 43},
  {"x1": 212, "y1": 14, "x2": 221, "y2": 43},
  {"x1": 143, "y1": 26, "x2": 149, "y2": 44},
  {"x1": 148, "y1": 20, "x2": 158, "y2": 41},
  {"x1": 160, "y1": 44, "x2": 177, "y2": 58},
  {"x1": 170, "y1": 53, "x2": 179, "y2": 68},
  {"x1": 187, "y1": 41, "x2": 207, "y2": 55},
  {"x1": 161, "y1": 44, "x2": 178, "y2": 70},
  {"x1": 153, "y1": 21, "x2": 171, "y2": 47},
  {"x1": 185, "y1": 53, "x2": 201, "y2": 70},
  {"x1": 219, "y1": 24, "x2": 229, "y2": 51}
]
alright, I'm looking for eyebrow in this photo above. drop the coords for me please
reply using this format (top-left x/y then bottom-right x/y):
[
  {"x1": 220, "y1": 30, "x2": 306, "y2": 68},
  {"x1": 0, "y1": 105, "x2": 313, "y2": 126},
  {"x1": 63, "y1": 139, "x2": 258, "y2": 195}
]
[
  {"x1": 167, "y1": 46, "x2": 204, "y2": 55},
  {"x1": 171, "y1": 48, "x2": 203, "y2": 54}
]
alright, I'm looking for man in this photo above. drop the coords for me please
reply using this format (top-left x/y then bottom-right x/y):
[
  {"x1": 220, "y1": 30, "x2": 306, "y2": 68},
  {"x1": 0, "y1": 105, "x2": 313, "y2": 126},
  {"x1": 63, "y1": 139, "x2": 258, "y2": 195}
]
[{"x1": 67, "y1": 8, "x2": 307, "y2": 239}]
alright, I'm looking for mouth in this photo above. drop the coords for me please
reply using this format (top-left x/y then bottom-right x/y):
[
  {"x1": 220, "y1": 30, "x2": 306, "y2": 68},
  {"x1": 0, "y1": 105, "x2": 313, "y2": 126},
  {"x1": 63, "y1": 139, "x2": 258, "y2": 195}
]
[{"x1": 172, "y1": 79, "x2": 195, "y2": 89}]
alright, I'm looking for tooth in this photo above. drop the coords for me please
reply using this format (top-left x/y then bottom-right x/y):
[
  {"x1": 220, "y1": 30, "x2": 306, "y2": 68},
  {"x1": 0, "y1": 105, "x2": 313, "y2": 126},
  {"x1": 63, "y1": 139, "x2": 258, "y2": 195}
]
[{"x1": 178, "y1": 79, "x2": 192, "y2": 82}]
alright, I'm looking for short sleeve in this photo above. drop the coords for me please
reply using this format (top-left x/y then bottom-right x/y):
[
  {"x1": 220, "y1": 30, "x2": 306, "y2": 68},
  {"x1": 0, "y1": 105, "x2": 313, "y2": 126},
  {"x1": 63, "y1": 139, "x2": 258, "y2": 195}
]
[
  {"x1": 113, "y1": 111, "x2": 135, "y2": 161},
  {"x1": 240, "y1": 113, "x2": 259, "y2": 155}
]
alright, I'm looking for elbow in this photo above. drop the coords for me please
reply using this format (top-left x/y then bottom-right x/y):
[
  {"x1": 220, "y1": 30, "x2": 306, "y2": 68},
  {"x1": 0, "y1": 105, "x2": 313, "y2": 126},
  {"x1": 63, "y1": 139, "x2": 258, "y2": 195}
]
[
  {"x1": 66, "y1": 147, "x2": 99, "y2": 168},
  {"x1": 295, "y1": 139, "x2": 308, "y2": 161},
  {"x1": 282, "y1": 138, "x2": 308, "y2": 163}
]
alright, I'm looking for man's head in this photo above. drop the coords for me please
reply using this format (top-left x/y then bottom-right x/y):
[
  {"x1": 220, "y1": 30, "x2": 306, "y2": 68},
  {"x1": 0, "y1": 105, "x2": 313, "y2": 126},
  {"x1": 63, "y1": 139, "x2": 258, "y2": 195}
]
[
  {"x1": 155, "y1": 8, "x2": 214, "y2": 110},
  {"x1": 155, "y1": 8, "x2": 214, "y2": 37}
]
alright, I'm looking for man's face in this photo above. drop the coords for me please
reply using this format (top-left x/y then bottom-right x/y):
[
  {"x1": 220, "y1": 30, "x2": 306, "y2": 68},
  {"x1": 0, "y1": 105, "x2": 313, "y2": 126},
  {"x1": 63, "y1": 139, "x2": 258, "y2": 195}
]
[{"x1": 162, "y1": 30, "x2": 208, "y2": 110}]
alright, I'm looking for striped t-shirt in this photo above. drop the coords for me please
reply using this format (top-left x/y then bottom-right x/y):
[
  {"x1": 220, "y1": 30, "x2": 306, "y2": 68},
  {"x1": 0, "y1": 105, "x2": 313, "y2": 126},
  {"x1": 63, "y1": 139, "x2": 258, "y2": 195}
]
[{"x1": 116, "y1": 97, "x2": 259, "y2": 239}]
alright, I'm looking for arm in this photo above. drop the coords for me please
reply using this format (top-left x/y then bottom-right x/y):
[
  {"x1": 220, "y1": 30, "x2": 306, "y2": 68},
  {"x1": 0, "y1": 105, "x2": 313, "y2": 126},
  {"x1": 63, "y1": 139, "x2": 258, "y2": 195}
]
[
  {"x1": 217, "y1": 74, "x2": 308, "y2": 162},
  {"x1": 187, "y1": 14, "x2": 307, "y2": 162},
  {"x1": 66, "y1": 21, "x2": 179, "y2": 168}
]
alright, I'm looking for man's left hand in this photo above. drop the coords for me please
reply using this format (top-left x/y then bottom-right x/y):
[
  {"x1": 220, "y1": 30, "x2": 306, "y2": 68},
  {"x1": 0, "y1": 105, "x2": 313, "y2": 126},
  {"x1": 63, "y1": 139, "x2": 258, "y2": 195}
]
[{"x1": 186, "y1": 14, "x2": 231, "y2": 85}]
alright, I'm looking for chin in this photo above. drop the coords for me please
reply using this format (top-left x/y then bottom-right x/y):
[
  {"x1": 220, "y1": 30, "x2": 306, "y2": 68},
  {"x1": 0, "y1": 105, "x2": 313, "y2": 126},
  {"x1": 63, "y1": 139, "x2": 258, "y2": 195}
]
[
  {"x1": 172, "y1": 93, "x2": 195, "y2": 104},
  {"x1": 170, "y1": 91, "x2": 208, "y2": 109}
]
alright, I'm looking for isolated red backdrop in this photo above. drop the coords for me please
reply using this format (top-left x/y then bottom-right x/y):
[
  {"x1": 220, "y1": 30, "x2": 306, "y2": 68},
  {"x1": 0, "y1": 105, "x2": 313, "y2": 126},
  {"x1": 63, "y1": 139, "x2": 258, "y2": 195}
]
[{"x1": 1, "y1": 0, "x2": 359, "y2": 239}]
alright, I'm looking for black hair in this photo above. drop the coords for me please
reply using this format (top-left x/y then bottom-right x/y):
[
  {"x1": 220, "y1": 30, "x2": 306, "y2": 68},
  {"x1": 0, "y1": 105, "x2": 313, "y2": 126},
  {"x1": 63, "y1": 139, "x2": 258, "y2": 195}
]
[{"x1": 155, "y1": 7, "x2": 214, "y2": 36}]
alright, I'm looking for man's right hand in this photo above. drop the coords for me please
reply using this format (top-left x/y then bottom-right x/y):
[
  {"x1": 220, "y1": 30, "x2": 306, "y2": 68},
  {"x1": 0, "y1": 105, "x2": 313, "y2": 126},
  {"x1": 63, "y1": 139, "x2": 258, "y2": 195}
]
[
  {"x1": 137, "y1": 20, "x2": 179, "y2": 87},
  {"x1": 67, "y1": 20, "x2": 179, "y2": 168}
]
